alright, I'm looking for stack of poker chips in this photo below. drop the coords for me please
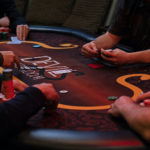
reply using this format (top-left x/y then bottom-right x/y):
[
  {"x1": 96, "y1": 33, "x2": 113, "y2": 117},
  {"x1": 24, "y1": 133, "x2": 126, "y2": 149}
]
[
  {"x1": 1, "y1": 68, "x2": 15, "y2": 100},
  {"x1": 0, "y1": 28, "x2": 10, "y2": 40}
]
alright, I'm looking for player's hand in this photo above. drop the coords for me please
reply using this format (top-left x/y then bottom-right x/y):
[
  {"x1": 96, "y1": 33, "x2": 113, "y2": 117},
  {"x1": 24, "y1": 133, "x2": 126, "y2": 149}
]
[
  {"x1": 101, "y1": 48, "x2": 130, "y2": 65},
  {"x1": 16, "y1": 24, "x2": 30, "y2": 41},
  {"x1": 33, "y1": 83, "x2": 60, "y2": 108},
  {"x1": 13, "y1": 80, "x2": 28, "y2": 92},
  {"x1": 135, "y1": 91, "x2": 150, "y2": 107},
  {"x1": 0, "y1": 16, "x2": 10, "y2": 27},
  {"x1": 108, "y1": 96, "x2": 133, "y2": 117},
  {"x1": 0, "y1": 51, "x2": 20, "y2": 69},
  {"x1": 81, "y1": 41, "x2": 99, "y2": 57}
]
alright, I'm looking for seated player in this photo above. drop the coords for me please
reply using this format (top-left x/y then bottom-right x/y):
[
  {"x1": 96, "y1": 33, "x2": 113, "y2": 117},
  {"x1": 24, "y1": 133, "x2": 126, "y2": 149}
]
[
  {"x1": 81, "y1": 0, "x2": 150, "y2": 66},
  {"x1": 0, "y1": 50, "x2": 60, "y2": 140},
  {"x1": 0, "y1": 0, "x2": 29, "y2": 40},
  {"x1": 0, "y1": 80, "x2": 60, "y2": 140},
  {"x1": 108, "y1": 92, "x2": 150, "y2": 142}
]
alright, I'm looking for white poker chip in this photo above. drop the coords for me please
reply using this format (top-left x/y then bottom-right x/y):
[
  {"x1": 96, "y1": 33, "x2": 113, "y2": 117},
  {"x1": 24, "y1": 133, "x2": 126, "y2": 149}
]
[
  {"x1": 37, "y1": 66, "x2": 44, "y2": 69},
  {"x1": 20, "y1": 66, "x2": 24, "y2": 70},
  {"x1": 24, "y1": 66, "x2": 30, "y2": 70},
  {"x1": 0, "y1": 93, "x2": 5, "y2": 100},
  {"x1": 59, "y1": 90, "x2": 68, "y2": 94},
  {"x1": 106, "y1": 49, "x2": 113, "y2": 52},
  {"x1": 30, "y1": 66, "x2": 37, "y2": 70}
]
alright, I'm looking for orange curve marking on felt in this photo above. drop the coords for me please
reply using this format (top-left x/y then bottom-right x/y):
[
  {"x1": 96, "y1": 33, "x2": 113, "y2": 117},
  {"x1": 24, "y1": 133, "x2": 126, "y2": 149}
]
[
  {"x1": 0, "y1": 41, "x2": 11, "y2": 44},
  {"x1": 0, "y1": 70, "x2": 149, "y2": 110},
  {"x1": 0, "y1": 41, "x2": 78, "y2": 49},
  {"x1": 4, "y1": 72, "x2": 111, "y2": 110},
  {"x1": 116, "y1": 74, "x2": 150, "y2": 101},
  {"x1": 58, "y1": 74, "x2": 150, "y2": 110},
  {"x1": 0, "y1": 68, "x2": 111, "y2": 110},
  {"x1": 58, "y1": 104, "x2": 111, "y2": 110},
  {"x1": 11, "y1": 75, "x2": 111, "y2": 110},
  {"x1": 0, "y1": 66, "x2": 148, "y2": 110},
  {"x1": 23, "y1": 41, "x2": 79, "y2": 49}
]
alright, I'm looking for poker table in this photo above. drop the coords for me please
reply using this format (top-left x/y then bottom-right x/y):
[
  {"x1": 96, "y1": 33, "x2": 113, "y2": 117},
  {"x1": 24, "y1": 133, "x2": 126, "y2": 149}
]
[{"x1": 0, "y1": 25, "x2": 150, "y2": 150}]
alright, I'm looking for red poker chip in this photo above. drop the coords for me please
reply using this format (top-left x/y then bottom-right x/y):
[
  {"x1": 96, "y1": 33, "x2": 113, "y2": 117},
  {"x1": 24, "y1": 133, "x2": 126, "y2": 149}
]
[
  {"x1": 0, "y1": 27, "x2": 10, "y2": 33},
  {"x1": 88, "y1": 64, "x2": 104, "y2": 69}
]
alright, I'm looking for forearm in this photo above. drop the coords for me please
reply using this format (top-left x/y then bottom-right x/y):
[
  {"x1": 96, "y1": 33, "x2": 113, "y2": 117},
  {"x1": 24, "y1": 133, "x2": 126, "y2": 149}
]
[
  {"x1": 127, "y1": 49, "x2": 150, "y2": 64},
  {"x1": 94, "y1": 32, "x2": 121, "y2": 50},
  {"x1": 0, "y1": 19, "x2": 3, "y2": 26},
  {"x1": 0, "y1": 18, "x2": 5, "y2": 27},
  {"x1": 120, "y1": 103, "x2": 150, "y2": 141}
]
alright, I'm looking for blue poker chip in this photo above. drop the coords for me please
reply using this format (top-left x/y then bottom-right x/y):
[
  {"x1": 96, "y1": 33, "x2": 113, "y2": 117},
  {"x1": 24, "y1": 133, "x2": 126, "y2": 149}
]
[{"x1": 32, "y1": 45, "x2": 41, "y2": 48}]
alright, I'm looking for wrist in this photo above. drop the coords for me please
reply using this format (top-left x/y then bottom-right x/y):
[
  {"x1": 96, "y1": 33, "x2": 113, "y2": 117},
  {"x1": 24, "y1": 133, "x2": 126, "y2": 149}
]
[
  {"x1": 127, "y1": 52, "x2": 140, "y2": 64},
  {"x1": 119, "y1": 102, "x2": 139, "y2": 118},
  {"x1": 106, "y1": 32, "x2": 122, "y2": 42}
]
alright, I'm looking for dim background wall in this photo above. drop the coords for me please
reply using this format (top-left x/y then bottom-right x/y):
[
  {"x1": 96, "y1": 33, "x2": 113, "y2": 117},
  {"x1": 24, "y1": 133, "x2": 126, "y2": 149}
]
[{"x1": 14, "y1": 0, "x2": 118, "y2": 35}]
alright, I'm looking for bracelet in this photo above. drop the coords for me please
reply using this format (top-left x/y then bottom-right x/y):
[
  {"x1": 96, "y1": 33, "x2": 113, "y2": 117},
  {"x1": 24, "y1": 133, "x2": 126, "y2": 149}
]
[{"x1": 0, "y1": 53, "x2": 4, "y2": 66}]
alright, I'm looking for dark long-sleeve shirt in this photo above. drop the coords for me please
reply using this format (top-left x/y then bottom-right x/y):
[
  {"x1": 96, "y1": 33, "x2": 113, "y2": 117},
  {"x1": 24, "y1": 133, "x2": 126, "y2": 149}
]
[
  {"x1": 0, "y1": 0, "x2": 27, "y2": 32},
  {"x1": 0, "y1": 86, "x2": 46, "y2": 140},
  {"x1": 108, "y1": 0, "x2": 150, "y2": 51}
]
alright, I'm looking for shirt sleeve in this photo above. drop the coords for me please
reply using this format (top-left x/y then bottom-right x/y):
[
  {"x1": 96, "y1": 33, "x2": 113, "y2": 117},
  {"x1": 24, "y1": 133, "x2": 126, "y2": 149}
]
[
  {"x1": 4, "y1": 0, "x2": 27, "y2": 32},
  {"x1": 0, "y1": 86, "x2": 46, "y2": 140},
  {"x1": 108, "y1": 0, "x2": 135, "y2": 36}
]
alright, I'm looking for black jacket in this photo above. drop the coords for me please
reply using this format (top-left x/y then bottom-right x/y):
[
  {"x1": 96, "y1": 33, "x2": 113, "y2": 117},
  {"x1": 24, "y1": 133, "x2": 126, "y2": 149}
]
[
  {"x1": 0, "y1": 0, "x2": 26, "y2": 32},
  {"x1": 0, "y1": 86, "x2": 46, "y2": 140}
]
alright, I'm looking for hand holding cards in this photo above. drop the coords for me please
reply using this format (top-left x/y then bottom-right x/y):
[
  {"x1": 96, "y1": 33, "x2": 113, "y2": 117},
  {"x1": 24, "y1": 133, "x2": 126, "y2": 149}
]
[{"x1": 100, "y1": 48, "x2": 130, "y2": 65}]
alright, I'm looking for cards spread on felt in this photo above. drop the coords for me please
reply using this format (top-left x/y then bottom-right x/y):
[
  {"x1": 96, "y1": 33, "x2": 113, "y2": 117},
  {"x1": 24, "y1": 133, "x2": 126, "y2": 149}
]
[{"x1": 7, "y1": 36, "x2": 22, "y2": 44}]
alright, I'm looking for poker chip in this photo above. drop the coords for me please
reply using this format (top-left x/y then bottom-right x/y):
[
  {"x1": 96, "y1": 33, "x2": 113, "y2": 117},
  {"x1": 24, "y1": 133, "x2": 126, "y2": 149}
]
[
  {"x1": 59, "y1": 90, "x2": 68, "y2": 94},
  {"x1": 88, "y1": 64, "x2": 104, "y2": 69},
  {"x1": 32, "y1": 45, "x2": 41, "y2": 48},
  {"x1": 2, "y1": 32, "x2": 8, "y2": 40},
  {"x1": 107, "y1": 96, "x2": 118, "y2": 101},
  {"x1": 37, "y1": 66, "x2": 44, "y2": 70},
  {"x1": 0, "y1": 93, "x2": 5, "y2": 100},
  {"x1": 20, "y1": 66, "x2": 24, "y2": 70},
  {"x1": 28, "y1": 57, "x2": 38, "y2": 61},
  {"x1": 29, "y1": 66, "x2": 37, "y2": 70},
  {"x1": 24, "y1": 66, "x2": 30, "y2": 70},
  {"x1": 105, "y1": 49, "x2": 113, "y2": 52}
]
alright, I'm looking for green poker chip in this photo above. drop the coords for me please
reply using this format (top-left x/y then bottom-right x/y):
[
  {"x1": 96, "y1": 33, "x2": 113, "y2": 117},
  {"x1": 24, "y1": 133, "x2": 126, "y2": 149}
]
[{"x1": 108, "y1": 96, "x2": 118, "y2": 101}]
